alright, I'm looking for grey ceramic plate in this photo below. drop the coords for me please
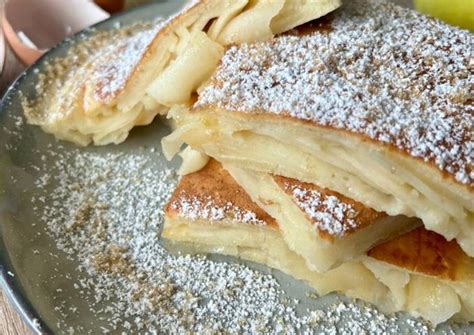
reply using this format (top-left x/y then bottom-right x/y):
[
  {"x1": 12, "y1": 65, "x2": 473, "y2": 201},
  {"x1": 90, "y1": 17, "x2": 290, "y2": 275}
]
[{"x1": 0, "y1": 1, "x2": 472, "y2": 334}]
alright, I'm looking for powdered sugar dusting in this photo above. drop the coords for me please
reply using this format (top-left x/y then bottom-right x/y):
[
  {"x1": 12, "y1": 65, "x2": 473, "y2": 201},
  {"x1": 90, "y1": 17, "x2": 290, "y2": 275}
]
[
  {"x1": 171, "y1": 193, "x2": 267, "y2": 226},
  {"x1": 197, "y1": 0, "x2": 474, "y2": 186},
  {"x1": 291, "y1": 186, "x2": 358, "y2": 237}
]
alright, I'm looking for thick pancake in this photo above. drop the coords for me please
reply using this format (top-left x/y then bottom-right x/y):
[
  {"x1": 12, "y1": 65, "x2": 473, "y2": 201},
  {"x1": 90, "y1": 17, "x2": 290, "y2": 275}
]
[
  {"x1": 25, "y1": 0, "x2": 341, "y2": 146},
  {"x1": 162, "y1": 161, "x2": 474, "y2": 325},
  {"x1": 165, "y1": 0, "x2": 474, "y2": 256}
]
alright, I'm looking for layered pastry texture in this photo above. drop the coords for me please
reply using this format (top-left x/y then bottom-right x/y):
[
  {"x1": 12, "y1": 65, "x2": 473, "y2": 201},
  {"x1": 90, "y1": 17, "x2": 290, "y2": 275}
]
[
  {"x1": 165, "y1": 0, "x2": 474, "y2": 255},
  {"x1": 225, "y1": 165, "x2": 420, "y2": 272},
  {"x1": 25, "y1": 0, "x2": 341, "y2": 146},
  {"x1": 162, "y1": 160, "x2": 474, "y2": 326}
]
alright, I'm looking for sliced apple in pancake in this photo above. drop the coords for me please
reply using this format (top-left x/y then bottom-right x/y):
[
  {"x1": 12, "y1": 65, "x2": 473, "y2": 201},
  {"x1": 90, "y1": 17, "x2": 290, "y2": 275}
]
[{"x1": 162, "y1": 159, "x2": 474, "y2": 325}]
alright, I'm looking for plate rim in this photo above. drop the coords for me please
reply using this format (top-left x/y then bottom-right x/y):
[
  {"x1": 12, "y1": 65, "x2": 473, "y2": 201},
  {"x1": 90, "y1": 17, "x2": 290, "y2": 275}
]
[
  {"x1": 0, "y1": 3, "x2": 176, "y2": 333},
  {"x1": 0, "y1": 28, "x2": 5, "y2": 75}
]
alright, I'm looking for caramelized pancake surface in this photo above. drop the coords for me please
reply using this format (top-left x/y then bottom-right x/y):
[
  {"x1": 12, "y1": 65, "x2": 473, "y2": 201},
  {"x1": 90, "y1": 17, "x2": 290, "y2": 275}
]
[
  {"x1": 166, "y1": 160, "x2": 276, "y2": 226},
  {"x1": 369, "y1": 227, "x2": 474, "y2": 281},
  {"x1": 274, "y1": 175, "x2": 386, "y2": 241}
]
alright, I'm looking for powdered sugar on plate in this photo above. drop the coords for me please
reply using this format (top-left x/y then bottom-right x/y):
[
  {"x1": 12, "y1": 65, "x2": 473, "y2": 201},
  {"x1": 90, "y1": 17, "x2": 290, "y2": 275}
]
[
  {"x1": 26, "y1": 143, "x2": 445, "y2": 334},
  {"x1": 197, "y1": 0, "x2": 473, "y2": 186}
]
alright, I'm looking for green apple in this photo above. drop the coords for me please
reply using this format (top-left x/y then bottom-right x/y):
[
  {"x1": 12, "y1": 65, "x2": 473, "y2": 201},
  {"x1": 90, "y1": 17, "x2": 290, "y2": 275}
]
[{"x1": 414, "y1": 0, "x2": 474, "y2": 31}]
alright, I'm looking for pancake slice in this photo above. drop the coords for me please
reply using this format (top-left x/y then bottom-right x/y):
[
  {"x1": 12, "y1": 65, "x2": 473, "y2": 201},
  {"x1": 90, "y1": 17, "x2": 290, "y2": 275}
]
[
  {"x1": 162, "y1": 160, "x2": 474, "y2": 325},
  {"x1": 225, "y1": 165, "x2": 420, "y2": 272},
  {"x1": 165, "y1": 0, "x2": 474, "y2": 256},
  {"x1": 25, "y1": 24, "x2": 166, "y2": 146},
  {"x1": 25, "y1": 0, "x2": 341, "y2": 146}
]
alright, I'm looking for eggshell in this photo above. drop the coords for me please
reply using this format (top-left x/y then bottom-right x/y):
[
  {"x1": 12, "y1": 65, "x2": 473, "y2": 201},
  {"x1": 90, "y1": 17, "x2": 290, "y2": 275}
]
[{"x1": 3, "y1": 0, "x2": 109, "y2": 65}]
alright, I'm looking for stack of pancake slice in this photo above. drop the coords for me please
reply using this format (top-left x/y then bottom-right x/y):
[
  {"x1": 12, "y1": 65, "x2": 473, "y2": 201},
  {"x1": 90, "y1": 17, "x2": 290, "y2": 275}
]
[
  {"x1": 161, "y1": 0, "x2": 473, "y2": 326},
  {"x1": 24, "y1": 0, "x2": 473, "y2": 327}
]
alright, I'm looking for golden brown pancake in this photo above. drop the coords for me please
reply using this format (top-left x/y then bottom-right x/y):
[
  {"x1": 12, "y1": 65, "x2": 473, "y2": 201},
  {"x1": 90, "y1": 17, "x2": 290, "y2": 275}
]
[
  {"x1": 162, "y1": 160, "x2": 474, "y2": 325},
  {"x1": 164, "y1": 0, "x2": 474, "y2": 256}
]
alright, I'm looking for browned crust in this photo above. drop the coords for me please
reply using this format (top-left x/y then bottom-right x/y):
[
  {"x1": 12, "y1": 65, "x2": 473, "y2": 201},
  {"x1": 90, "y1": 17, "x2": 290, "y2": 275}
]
[
  {"x1": 273, "y1": 175, "x2": 386, "y2": 241},
  {"x1": 368, "y1": 227, "x2": 474, "y2": 281},
  {"x1": 165, "y1": 159, "x2": 277, "y2": 226},
  {"x1": 190, "y1": 107, "x2": 474, "y2": 193}
]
